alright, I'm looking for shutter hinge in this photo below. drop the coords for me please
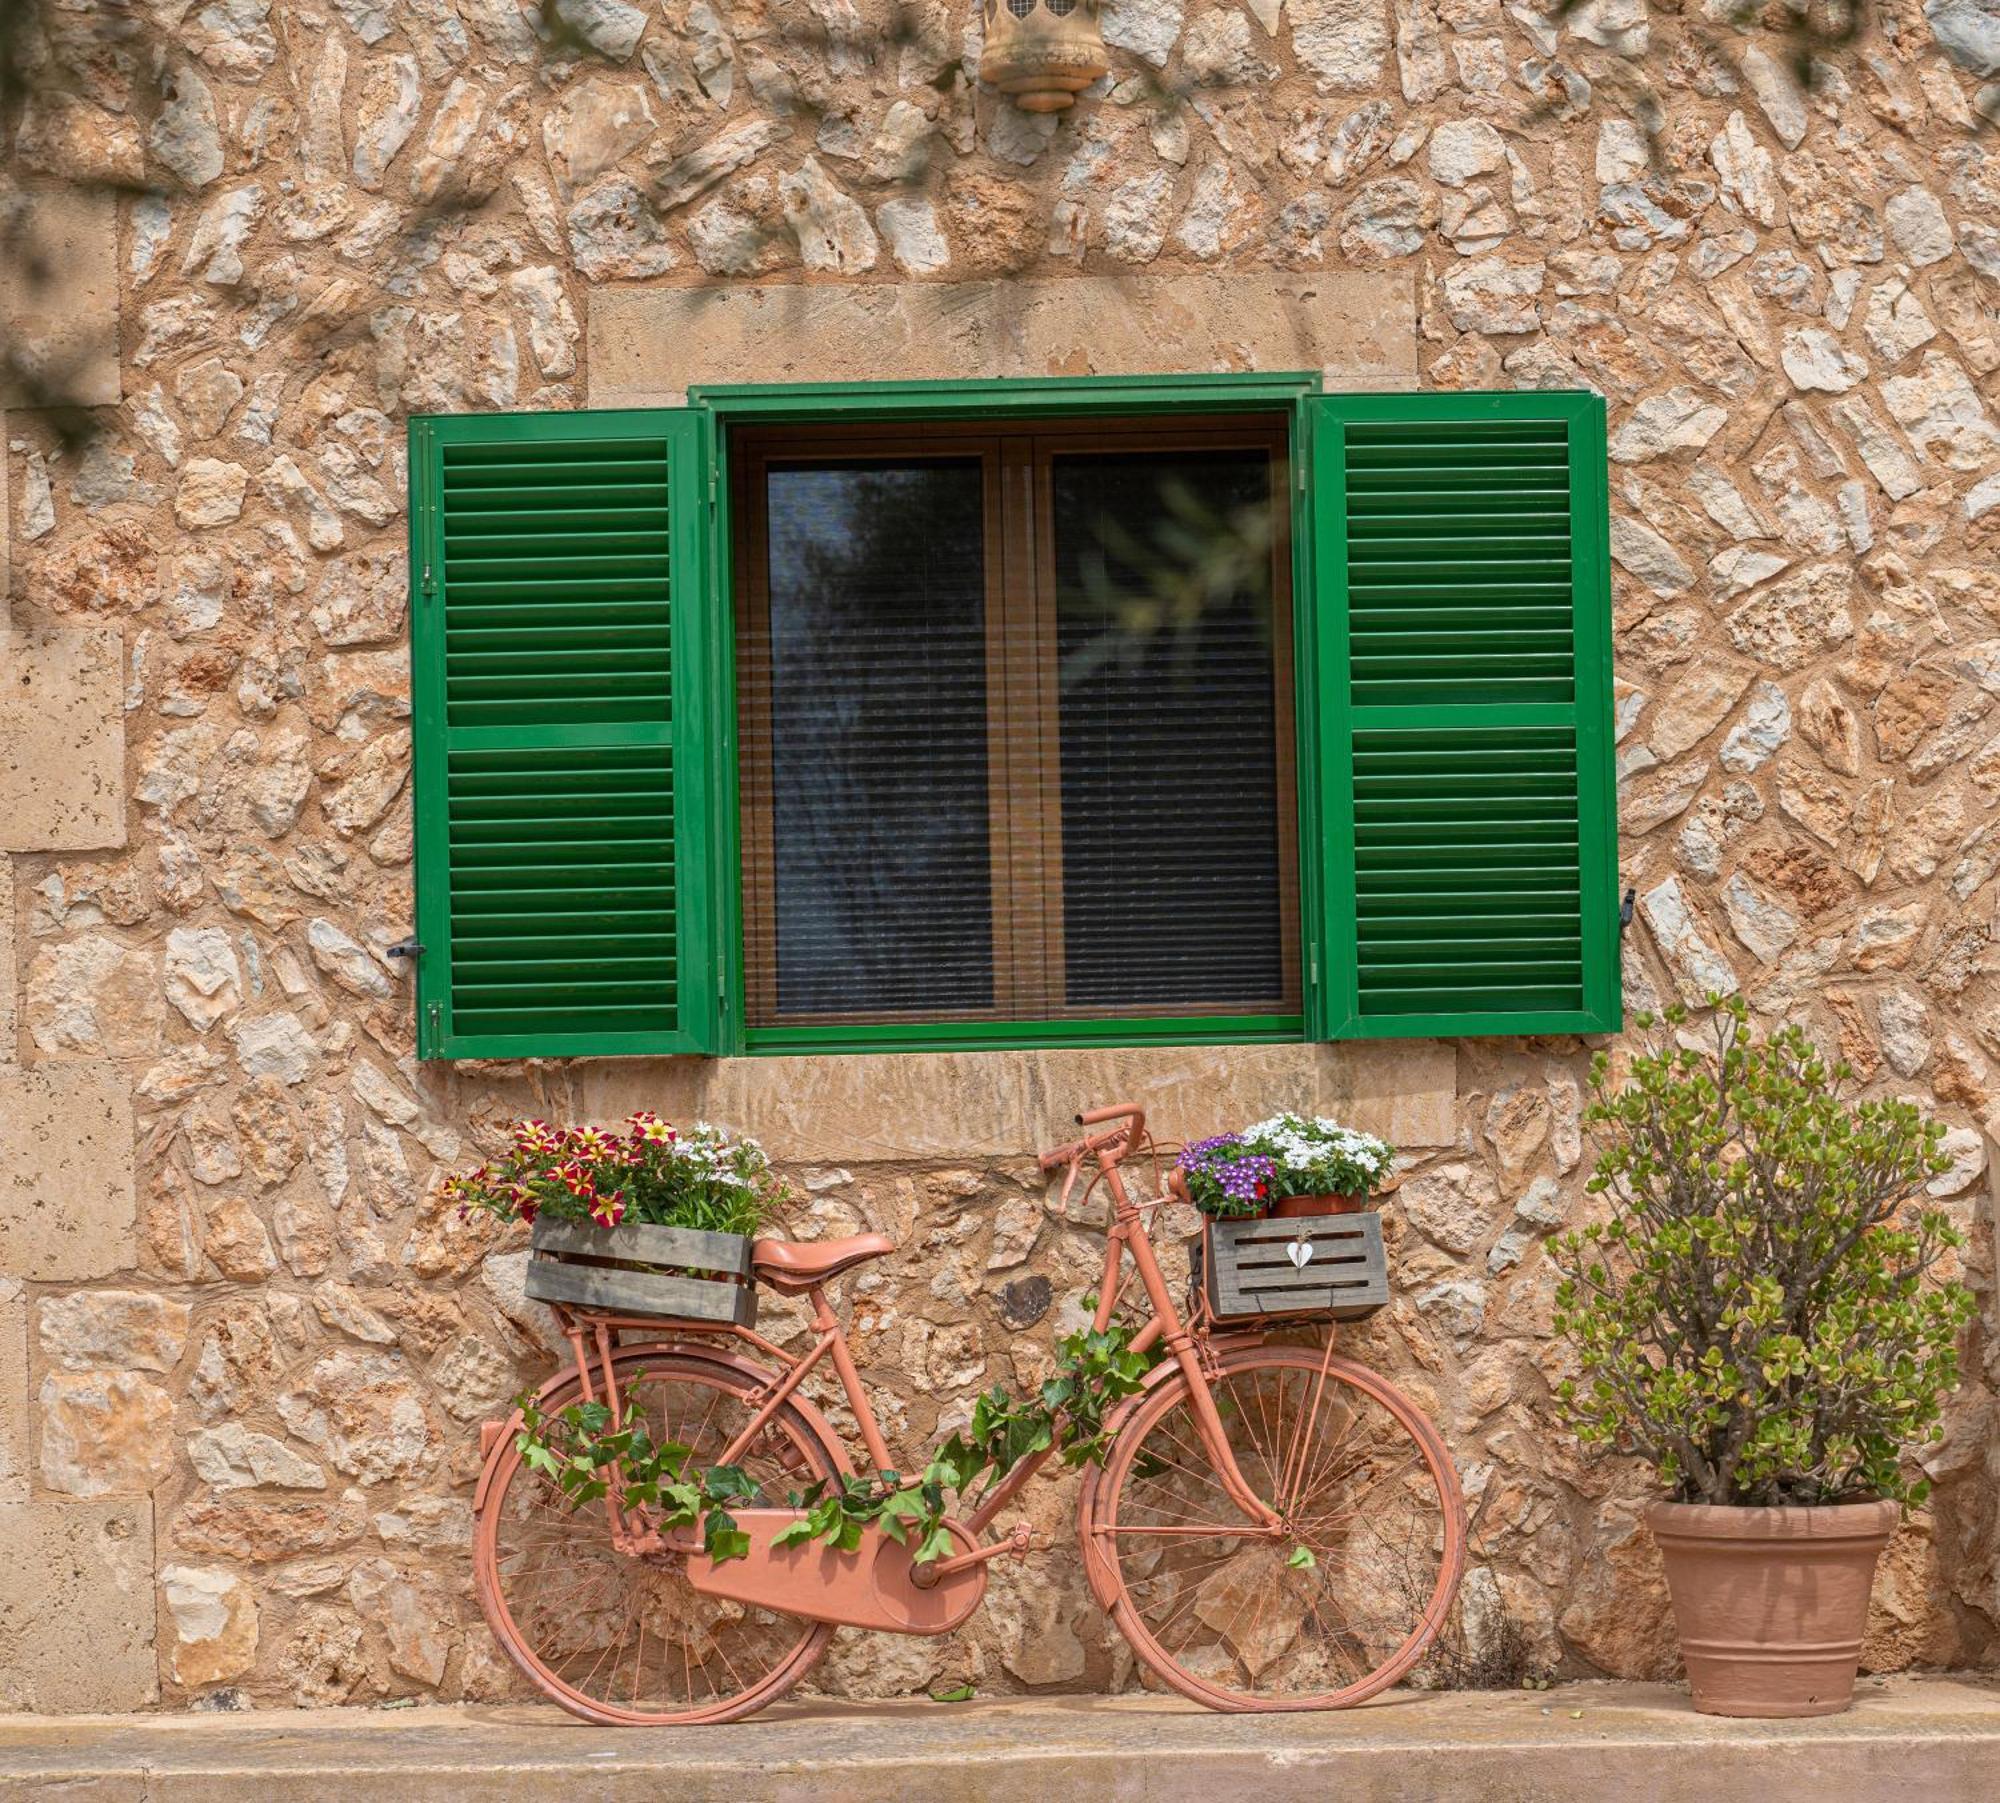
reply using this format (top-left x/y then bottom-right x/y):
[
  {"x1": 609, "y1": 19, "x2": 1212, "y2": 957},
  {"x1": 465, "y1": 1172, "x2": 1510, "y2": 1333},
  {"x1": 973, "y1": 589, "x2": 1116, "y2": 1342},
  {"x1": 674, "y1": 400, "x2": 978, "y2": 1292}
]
[
  {"x1": 387, "y1": 936, "x2": 425, "y2": 962},
  {"x1": 419, "y1": 562, "x2": 436, "y2": 601},
  {"x1": 1618, "y1": 887, "x2": 1636, "y2": 935},
  {"x1": 708, "y1": 465, "x2": 717, "y2": 512}
]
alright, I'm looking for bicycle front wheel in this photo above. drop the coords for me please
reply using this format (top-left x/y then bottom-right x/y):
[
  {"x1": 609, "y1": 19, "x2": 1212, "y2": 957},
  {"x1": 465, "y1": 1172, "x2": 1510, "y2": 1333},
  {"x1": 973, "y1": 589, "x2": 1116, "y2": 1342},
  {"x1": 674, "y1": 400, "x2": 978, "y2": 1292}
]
[{"x1": 1087, "y1": 1344, "x2": 1465, "y2": 1710}]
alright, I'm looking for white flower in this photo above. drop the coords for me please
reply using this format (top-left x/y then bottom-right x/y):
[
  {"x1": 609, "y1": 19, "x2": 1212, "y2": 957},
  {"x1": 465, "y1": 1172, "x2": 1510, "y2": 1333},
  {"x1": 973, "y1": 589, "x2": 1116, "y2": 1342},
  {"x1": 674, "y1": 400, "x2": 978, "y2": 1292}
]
[{"x1": 1236, "y1": 1111, "x2": 1392, "y2": 1192}]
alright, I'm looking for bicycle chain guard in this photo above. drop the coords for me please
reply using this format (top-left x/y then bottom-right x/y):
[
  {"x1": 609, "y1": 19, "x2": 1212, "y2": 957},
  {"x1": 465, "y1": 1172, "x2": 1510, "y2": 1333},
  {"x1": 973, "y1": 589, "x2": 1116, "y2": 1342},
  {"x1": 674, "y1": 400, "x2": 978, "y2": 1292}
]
[{"x1": 682, "y1": 1510, "x2": 990, "y2": 1635}]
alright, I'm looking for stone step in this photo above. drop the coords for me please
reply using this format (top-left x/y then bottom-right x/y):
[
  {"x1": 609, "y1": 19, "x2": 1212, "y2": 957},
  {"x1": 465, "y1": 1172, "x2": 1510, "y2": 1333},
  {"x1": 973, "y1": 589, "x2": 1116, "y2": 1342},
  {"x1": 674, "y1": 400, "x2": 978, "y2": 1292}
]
[{"x1": 1, "y1": 1678, "x2": 1996, "y2": 1802}]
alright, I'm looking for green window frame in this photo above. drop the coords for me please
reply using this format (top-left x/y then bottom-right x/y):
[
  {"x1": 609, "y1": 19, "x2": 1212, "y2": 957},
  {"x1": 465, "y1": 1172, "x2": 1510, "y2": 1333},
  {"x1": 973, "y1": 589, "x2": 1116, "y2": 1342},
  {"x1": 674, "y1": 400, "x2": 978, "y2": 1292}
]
[{"x1": 408, "y1": 377, "x2": 1618, "y2": 1060}]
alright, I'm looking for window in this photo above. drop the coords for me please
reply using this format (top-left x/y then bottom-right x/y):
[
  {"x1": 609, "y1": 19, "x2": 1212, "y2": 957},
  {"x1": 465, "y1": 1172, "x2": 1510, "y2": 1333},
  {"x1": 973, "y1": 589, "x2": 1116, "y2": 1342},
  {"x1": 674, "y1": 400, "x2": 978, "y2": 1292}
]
[
  {"x1": 407, "y1": 381, "x2": 1619, "y2": 1059},
  {"x1": 733, "y1": 419, "x2": 1297, "y2": 1032}
]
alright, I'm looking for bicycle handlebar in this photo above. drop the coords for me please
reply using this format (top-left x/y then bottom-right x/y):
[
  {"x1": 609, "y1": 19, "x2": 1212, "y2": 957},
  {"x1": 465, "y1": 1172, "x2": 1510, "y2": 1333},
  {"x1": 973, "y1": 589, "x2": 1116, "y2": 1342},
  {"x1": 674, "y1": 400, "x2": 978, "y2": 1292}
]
[{"x1": 1037, "y1": 1102, "x2": 1148, "y2": 1172}]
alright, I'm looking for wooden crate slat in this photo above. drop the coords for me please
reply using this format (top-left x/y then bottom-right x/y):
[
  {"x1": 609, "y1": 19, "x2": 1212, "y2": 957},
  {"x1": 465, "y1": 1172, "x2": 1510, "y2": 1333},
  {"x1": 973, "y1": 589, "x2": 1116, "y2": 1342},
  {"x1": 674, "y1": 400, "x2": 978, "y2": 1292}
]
[
  {"x1": 529, "y1": 1216, "x2": 752, "y2": 1275},
  {"x1": 1205, "y1": 1212, "x2": 1389, "y2": 1322},
  {"x1": 524, "y1": 1256, "x2": 758, "y2": 1326}
]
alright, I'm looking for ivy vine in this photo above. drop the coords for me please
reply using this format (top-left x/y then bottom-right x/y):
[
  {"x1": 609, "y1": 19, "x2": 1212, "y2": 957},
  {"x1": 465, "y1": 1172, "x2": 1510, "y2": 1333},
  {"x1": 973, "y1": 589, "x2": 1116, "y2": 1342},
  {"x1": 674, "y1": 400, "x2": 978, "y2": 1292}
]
[{"x1": 514, "y1": 1315, "x2": 1163, "y2": 1565}]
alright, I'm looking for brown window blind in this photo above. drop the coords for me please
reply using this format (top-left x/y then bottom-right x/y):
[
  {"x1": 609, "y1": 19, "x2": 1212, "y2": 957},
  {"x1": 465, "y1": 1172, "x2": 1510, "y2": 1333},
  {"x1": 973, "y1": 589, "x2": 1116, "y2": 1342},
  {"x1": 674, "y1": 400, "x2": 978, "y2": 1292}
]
[{"x1": 736, "y1": 418, "x2": 1298, "y2": 1030}]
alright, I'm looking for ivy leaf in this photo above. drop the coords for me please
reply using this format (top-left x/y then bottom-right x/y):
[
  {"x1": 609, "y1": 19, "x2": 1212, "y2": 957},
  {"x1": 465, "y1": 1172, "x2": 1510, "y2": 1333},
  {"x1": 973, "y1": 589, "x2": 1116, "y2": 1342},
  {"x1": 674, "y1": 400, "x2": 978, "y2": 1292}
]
[
  {"x1": 705, "y1": 1464, "x2": 758, "y2": 1503},
  {"x1": 704, "y1": 1510, "x2": 750, "y2": 1564},
  {"x1": 1287, "y1": 1546, "x2": 1317, "y2": 1570}
]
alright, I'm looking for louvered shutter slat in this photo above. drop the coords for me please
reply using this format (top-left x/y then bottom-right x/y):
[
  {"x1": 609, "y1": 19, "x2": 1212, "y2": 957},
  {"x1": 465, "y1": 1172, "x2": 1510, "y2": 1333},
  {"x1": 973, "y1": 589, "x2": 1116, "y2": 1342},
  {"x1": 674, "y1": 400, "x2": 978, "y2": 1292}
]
[
  {"x1": 411, "y1": 411, "x2": 713, "y2": 1059},
  {"x1": 1314, "y1": 393, "x2": 1619, "y2": 1039}
]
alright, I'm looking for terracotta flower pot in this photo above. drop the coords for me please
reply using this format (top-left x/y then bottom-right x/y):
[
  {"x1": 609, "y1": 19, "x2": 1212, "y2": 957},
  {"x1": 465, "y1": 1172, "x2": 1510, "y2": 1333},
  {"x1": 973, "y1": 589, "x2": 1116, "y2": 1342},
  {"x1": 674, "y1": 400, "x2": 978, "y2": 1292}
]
[
  {"x1": 1645, "y1": 1498, "x2": 1898, "y2": 1717},
  {"x1": 1269, "y1": 1192, "x2": 1368, "y2": 1218}
]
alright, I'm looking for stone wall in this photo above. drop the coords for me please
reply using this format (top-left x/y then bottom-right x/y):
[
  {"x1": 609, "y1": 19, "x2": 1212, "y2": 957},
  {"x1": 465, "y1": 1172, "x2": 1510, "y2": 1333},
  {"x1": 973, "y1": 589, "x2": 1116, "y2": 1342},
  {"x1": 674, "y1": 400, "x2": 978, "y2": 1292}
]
[{"x1": 1, "y1": 0, "x2": 1996, "y2": 1711}]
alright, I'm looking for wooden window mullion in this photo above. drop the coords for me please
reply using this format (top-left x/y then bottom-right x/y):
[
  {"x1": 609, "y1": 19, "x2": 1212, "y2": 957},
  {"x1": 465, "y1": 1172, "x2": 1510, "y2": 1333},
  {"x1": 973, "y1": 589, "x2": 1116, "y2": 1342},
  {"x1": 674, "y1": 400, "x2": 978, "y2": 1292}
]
[
  {"x1": 1025, "y1": 439, "x2": 1068, "y2": 1018},
  {"x1": 979, "y1": 442, "x2": 1025, "y2": 1018}
]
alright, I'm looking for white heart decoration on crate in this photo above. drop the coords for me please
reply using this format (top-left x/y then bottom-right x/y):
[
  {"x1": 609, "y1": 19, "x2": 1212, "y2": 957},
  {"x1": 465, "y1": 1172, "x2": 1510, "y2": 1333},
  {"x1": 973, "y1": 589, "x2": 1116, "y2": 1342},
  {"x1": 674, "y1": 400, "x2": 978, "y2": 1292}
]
[{"x1": 1286, "y1": 1236, "x2": 1314, "y2": 1270}]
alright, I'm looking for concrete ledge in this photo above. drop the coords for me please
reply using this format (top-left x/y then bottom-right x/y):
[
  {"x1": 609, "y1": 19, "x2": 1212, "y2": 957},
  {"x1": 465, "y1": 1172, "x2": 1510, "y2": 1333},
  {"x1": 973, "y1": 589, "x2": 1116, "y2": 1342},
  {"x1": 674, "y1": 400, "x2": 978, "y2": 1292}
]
[
  {"x1": 2, "y1": 1679, "x2": 1996, "y2": 1801},
  {"x1": 574, "y1": 1040, "x2": 1460, "y2": 1164},
  {"x1": 588, "y1": 271, "x2": 1417, "y2": 406}
]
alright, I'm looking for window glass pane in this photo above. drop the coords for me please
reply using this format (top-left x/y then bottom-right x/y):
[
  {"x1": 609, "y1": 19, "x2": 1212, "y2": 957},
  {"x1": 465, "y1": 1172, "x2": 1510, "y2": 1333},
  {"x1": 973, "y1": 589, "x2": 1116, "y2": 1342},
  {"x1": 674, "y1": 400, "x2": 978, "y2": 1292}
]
[
  {"x1": 1051, "y1": 448, "x2": 1287, "y2": 1011},
  {"x1": 753, "y1": 460, "x2": 993, "y2": 1018}
]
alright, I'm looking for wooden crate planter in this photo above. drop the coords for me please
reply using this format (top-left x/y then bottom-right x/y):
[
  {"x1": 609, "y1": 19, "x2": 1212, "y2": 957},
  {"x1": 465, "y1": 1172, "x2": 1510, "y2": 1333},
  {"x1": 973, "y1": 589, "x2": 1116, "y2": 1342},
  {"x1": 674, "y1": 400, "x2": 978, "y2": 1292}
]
[
  {"x1": 524, "y1": 1217, "x2": 758, "y2": 1327},
  {"x1": 1201, "y1": 1210, "x2": 1389, "y2": 1323}
]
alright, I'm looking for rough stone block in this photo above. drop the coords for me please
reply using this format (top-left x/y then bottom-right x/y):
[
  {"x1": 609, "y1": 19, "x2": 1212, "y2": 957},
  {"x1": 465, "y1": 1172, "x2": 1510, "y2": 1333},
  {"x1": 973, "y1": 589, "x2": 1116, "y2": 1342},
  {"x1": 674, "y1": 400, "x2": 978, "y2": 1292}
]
[
  {"x1": 0, "y1": 626, "x2": 127, "y2": 851},
  {"x1": 0, "y1": 1276, "x2": 25, "y2": 1504},
  {"x1": 588, "y1": 272, "x2": 1418, "y2": 406},
  {"x1": 0, "y1": 1499, "x2": 157, "y2": 1711},
  {"x1": 1321, "y1": 1042, "x2": 1460, "y2": 1149},
  {"x1": 0, "y1": 1063, "x2": 136, "y2": 1280},
  {"x1": 0, "y1": 183, "x2": 122, "y2": 410}
]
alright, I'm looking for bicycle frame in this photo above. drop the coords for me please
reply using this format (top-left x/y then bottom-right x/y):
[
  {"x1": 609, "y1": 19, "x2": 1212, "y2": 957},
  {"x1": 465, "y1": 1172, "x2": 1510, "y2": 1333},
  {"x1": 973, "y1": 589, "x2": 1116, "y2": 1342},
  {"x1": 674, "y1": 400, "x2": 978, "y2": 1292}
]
[
  {"x1": 545, "y1": 1102, "x2": 1283, "y2": 1586},
  {"x1": 476, "y1": 1103, "x2": 1468, "y2": 1719}
]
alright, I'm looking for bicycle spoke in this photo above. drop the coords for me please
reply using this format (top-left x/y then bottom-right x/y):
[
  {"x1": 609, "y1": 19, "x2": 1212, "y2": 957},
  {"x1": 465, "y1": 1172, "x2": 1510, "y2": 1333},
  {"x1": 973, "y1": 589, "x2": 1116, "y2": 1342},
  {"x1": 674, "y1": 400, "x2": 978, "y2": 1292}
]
[
  {"x1": 479, "y1": 1359, "x2": 835, "y2": 1723},
  {"x1": 1286, "y1": 1393, "x2": 1364, "y2": 1513},
  {"x1": 1097, "y1": 1349, "x2": 1461, "y2": 1709}
]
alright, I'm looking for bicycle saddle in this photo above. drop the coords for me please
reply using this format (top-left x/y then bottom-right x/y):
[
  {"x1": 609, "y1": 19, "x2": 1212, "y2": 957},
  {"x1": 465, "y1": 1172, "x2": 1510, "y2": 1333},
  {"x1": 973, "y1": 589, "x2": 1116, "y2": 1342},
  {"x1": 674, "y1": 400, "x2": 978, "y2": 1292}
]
[{"x1": 750, "y1": 1233, "x2": 895, "y2": 1293}]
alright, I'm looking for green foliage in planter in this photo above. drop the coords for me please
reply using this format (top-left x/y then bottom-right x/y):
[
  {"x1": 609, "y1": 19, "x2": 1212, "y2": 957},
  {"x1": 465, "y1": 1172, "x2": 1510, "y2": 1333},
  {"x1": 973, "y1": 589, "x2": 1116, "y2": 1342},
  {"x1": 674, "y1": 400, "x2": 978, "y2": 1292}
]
[
  {"x1": 442, "y1": 1113, "x2": 790, "y2": 1237},
  {"x1": 515, "y1": 1315, "x2": 1161, "y2": 1564},
  {"x1": 1551, "y1": 998, "x2": 1975, "y2": 1508}
]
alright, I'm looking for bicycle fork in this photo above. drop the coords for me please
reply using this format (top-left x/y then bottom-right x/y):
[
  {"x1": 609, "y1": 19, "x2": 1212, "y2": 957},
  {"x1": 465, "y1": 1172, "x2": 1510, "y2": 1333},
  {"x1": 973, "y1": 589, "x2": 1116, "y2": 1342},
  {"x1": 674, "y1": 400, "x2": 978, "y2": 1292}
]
[{"x1": 1094, "y1": 1165, "x2": 1283, "y2": 1535}]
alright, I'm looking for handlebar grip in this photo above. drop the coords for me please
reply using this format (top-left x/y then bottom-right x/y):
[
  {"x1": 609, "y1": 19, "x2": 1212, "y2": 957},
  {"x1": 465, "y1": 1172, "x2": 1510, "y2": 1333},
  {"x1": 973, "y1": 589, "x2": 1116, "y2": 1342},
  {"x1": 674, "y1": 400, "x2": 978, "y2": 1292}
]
[{"x1": 1078, "y1": 1102, "x2": 1142, "y2": 1127}]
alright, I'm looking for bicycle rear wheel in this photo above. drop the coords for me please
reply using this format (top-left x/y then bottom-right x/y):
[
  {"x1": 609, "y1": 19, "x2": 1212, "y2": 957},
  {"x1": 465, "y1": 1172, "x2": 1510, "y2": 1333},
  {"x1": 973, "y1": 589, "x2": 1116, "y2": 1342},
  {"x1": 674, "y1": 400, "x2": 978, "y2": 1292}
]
[
  {"x1": 474, "y1": 1348, "x2": 845, "y2": 1725},
  {"x1": 1086, "y1": 1343, "x2": 1464, "y2": 1710}
]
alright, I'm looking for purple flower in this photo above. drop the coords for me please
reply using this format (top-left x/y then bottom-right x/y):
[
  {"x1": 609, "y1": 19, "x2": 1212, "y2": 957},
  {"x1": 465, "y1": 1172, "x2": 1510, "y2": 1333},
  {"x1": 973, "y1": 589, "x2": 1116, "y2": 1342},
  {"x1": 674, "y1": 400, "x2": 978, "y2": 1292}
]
[{"x1": 1178, "y1": 1135, "x2": 1277, "y2": 1218}]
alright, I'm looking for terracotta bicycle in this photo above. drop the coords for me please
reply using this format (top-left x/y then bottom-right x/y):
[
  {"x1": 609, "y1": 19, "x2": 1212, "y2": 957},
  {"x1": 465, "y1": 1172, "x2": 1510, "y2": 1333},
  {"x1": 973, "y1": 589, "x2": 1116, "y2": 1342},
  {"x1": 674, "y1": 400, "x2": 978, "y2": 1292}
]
[{"x1": 472, "y1": 1102, "x2": 1467, "y2": 1723}]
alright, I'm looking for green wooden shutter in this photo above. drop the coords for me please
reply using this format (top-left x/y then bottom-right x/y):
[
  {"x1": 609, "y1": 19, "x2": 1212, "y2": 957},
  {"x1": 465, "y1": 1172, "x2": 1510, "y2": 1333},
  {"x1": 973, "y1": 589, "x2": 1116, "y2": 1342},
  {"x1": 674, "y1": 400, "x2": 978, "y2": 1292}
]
[
  {"x1": 409, "y1": 409, "x2": 717, "y2": 1059},
  {"x1": 1310, "y1": 391, "x2": 1619, "y2": 1038}
]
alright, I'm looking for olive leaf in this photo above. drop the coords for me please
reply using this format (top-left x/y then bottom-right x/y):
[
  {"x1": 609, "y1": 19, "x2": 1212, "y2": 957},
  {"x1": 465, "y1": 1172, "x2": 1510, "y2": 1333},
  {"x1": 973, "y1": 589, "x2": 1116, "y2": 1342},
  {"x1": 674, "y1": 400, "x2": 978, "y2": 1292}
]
[{"x1": 1550, "y1": 996, "x2": 1975, "y2": 1508}]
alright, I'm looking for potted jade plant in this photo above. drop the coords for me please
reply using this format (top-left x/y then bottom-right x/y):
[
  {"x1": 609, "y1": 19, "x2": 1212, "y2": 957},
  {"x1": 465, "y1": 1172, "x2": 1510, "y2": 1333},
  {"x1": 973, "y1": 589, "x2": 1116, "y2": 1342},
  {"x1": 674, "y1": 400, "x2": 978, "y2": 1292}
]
[
  {"x1": 442, "y1": 1114, "x2": 792, "y2": 1327},
  {"x1": 1553, "y1": 999, "x2": 1975, "y2": 1718},
  {"x1": 1174, "y1": 1113, "x2": 1397, "y2": 1220}
]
